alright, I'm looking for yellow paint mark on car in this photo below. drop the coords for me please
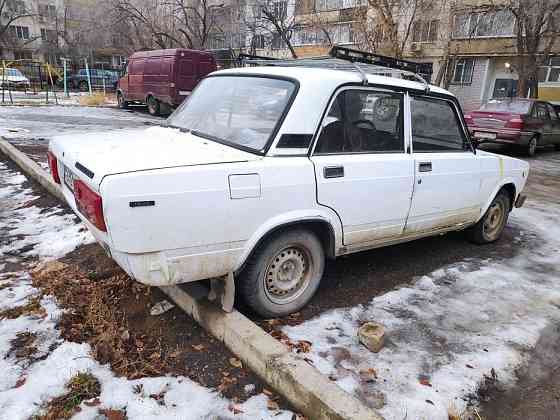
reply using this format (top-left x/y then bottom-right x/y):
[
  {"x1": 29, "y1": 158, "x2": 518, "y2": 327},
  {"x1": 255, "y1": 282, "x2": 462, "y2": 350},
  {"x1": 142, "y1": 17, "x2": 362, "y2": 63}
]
[{"x1": 499, "y1": 157, "x2": 504, "y2": 178}]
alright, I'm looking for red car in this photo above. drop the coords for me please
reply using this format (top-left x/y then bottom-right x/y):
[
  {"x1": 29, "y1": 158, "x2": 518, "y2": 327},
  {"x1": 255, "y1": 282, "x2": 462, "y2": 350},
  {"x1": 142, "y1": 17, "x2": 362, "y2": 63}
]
[
  {"x1": 117, "y1": 48, "x2": 217, "y2": 116},
  {"x1": 464, "y1": 98, "x2": 560, "y2": 156}
]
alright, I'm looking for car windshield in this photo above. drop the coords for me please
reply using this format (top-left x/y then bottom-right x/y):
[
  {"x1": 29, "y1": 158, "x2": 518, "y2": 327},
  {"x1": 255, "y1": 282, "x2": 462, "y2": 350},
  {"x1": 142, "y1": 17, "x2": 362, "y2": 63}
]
[
  {"x1": 481, "y1": 100, "x2": 532, "y2": 114},
  {"x1": 167, "y1": 76, "x2": 296, "y2": 153}
]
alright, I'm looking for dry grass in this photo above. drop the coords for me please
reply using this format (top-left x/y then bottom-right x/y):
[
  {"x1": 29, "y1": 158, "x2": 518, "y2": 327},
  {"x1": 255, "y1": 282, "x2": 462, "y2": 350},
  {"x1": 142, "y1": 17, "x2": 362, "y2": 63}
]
[
  {"x1": 0, "y1": 296, "x2": 45, "y2": 320},
  {"x1": 31, "y1": 261, "x2": 170, "y2": 379},
  {"x1": 78, "y1": 93, "x2": 110, "y2": 106},
  {"x1": 34, "y1": 372, "x2": 101, "y2": 420}
]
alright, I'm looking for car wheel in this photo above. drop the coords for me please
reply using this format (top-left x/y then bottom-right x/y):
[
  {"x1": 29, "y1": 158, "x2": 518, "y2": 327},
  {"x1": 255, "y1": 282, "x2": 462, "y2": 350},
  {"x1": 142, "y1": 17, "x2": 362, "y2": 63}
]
[
  {"x1": 147, "y1": 96, "x2": 160, "y2": 116},
  {"x1": 78, "y1": 80, "x2": 89, "y2": 92},
  {"x1": 117, "y1": 92, "x2": 128, "y2": 109},
  {"x1": 527, "y1": 136, "x2": 538, "y2": 157},
  {"x1": 554, "y1": 144, "x2": 560, "y2": 151},
  {"x1": 238, "y1": 229, "x2": 325, "y2": 318},
  {"x1": 466, "y1": 191, "x2": 510, "y2": 244}
]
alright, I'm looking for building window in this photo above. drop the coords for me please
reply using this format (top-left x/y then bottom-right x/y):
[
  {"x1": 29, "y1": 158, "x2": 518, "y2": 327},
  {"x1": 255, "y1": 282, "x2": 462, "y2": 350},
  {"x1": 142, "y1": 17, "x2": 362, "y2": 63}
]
[
  {"x1": 40, "y1": 28, "x2": 57, "y2": 42},
  {"x1": 39, "y1": 4, "x2": 57, "y2": 18},
  {"x1": 451, "y1": 58, "x2": 475, "y2": 85},
  {"x1": 252, "y1": 34, "x2": 266, "y2": 49},
  {"x1": 10, "y1": 25, "x2": 30, "y2": 40},
  {"x1": 271, "y1": 33, "x2": 283, "y2": 49},
  {"x1": 273, "y1": 1, "x2": 287, "y2": 19},
  {"x1": 8, "y1": 0, "x2": 26, "y2": 13},
  {"x1": 453, "y1": 9, "x2": 515, "y2": 39},
  {"x1": 412, "y1": 20, "x2": 439, "y2": 43},
  {"x1": 538, "y1": 57, "x2": 560, "y2": 84}
]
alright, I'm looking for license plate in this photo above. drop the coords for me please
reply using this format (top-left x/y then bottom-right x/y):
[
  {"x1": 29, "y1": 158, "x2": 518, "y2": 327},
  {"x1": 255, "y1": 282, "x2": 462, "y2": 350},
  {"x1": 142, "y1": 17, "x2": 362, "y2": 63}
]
[
  {"x1": 474, "y1": 131, "x2": 497, "y2": 140},
  {"x1": 63, "y1": 164, "x2": 77, "y2": 192}
]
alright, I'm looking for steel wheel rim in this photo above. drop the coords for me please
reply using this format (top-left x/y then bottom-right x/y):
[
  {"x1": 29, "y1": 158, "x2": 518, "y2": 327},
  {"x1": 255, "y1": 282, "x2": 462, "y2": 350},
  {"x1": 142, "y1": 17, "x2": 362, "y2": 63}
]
[
  {"x1": 264, "y1": 246, "x2": 312, "y2": 305},
  {"x1": 483, "y1": 201, "x2": 505, "y2": 240}
]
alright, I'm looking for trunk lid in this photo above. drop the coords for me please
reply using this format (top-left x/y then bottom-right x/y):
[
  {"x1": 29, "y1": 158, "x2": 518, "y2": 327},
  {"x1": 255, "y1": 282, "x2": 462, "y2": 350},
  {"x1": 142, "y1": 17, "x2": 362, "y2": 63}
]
[
  {"x1": 467, "y1": 111, "x2": 517, "y2": 129},
  {"x1": 50, "y1": 125, "x2": 259, "y2": 189}
]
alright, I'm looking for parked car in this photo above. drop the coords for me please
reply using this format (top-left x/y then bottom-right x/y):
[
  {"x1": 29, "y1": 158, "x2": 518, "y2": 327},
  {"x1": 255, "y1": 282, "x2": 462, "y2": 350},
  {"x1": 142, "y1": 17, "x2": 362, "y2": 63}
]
[
  {"x1": 48, "y1": 64, "x2": 529, "y2": 317},
  {"x1": 0, "y1": 68, "x2": 31, "y2": 89},
  {"x1": 116, "y1": 48, "x2": 217, "y2": 116},
  {"x1": 464, "y1": 98, "x2": 560, "y2": 156},
  {"x1": 62, "y1": 69, "x2": 120, "y2": 91}
]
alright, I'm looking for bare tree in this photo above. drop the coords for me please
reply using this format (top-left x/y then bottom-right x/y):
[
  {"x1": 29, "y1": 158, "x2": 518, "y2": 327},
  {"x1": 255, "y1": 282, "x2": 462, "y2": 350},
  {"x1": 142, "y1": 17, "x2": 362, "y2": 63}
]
[
  {"x1": 499, "y1": 0, "x2": 560, "y2": 98},
  {"x1": 169, "y1": 0, "x2": 225, "y2": 49},
  {"x1": 362, "y1": 0, "x2": 422, "y2": 58},
  {"x1": 0, "y1": 0, "x2": 41, "y2": 53},
  {"x1": 0, "y1": 0, "x2": 37, "y2": 46},
  {"x1": 253, "y1": 0, "x2": 298, "y2": 58}
]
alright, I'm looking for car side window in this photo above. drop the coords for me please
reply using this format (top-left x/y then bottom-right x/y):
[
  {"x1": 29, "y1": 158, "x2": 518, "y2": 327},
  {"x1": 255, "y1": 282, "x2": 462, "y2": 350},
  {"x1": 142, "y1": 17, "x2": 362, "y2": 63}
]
[
  {"x1": 411, "y1": 97, "x2": 469, "y2": 152},
  {"x1": 314, "y1": 89, "x2": 403, "y2": 154}
]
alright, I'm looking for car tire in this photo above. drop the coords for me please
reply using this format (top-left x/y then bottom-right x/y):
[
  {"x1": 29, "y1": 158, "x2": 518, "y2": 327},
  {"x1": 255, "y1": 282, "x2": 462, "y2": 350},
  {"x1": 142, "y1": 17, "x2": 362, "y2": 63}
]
[
  {"x1": 117, "y1": 92, "x2": 128, "y2": 109},
  {"x1": 466, "y1": 191, "x2": 511, "y2": 245},
  {"x1": 554, "y1": 144, "x2": 560, "y2": 151},
  {"x1": 526, "y1": 136, "x2": 538, "y2": 157},
  {"x1": 238, "y1": 228, "x2": 325, "y2": 318},
  {"x1": 78, "y1": 81, "x2": 89, "y2": 92},
  {"x1": 147, "y1": 96, "x2": 160, "y2": 116}
]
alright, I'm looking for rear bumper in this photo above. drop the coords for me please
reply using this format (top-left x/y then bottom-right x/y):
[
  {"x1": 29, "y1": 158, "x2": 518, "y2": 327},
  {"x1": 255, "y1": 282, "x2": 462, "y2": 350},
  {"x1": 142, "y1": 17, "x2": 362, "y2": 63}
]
[{"x1": 470, "y1": 128, "x2": 533, "y2": 146}]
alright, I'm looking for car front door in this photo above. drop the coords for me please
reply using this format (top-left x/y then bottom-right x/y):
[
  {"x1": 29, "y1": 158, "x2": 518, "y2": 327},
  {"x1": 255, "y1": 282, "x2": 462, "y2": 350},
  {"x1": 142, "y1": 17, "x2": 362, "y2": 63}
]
[
  {"x1": 406, "y1": 95, "x2": 481, "y2": 234},
  {"x1": 311, "y1": 88, "x2": 415, "y2": 248}
]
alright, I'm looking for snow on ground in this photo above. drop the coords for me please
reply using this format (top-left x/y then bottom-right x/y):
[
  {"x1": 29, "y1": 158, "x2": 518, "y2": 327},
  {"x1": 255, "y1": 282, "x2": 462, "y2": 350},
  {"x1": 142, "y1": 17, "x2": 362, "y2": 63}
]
[
  {"x1": 0, "y1": 272, "x2": 292, "y2": 420},
  {"x1": 0, "y1": 161, "x2": 292, "y2": 419},
  {"x1": 284, "y1": 201, "x2": 560, "y2": 419},
  {"x1": 0, "y1": 161, "x2": 94, "y2": 261}
]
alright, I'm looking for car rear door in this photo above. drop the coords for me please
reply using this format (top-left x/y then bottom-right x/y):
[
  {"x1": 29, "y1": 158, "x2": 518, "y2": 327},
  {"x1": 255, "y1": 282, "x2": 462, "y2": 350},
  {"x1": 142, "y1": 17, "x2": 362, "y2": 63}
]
[
  {"x1": 406, "y1": 95, "x2": 481, "y2": 234},
  {"x1": 545, "y1": 103, "x2": 560, "y2": 146},
  {"x1": 311, "y1": 87, "x2": 415, "y2": 248}
]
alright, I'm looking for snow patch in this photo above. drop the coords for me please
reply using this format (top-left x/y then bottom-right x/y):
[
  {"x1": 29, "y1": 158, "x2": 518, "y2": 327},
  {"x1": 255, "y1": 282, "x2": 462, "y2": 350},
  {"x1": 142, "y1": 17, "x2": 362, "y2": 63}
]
[{"x1": 284, "y1": 203, "x2": 560, "y2": 420}]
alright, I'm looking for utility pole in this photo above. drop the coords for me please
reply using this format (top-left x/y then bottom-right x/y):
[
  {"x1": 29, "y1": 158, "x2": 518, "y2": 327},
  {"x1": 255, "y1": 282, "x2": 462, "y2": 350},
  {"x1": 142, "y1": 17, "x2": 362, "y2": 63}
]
[
  {"x1": 83, "y1": 57, "x2": 92, "y2": 94},
  {"x1": 61, "y1": 58, "x2": 70, "y2": 97}
]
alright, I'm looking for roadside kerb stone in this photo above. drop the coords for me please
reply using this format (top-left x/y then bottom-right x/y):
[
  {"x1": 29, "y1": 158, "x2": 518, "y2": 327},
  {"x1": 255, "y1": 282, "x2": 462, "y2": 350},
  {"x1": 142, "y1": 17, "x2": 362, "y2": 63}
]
[
  {"x1": 0, "y1": 135, "x2": 384, "y2": 420},
  {"x1": 0, "y1": 137, "x2": 65, "y2": 202}
]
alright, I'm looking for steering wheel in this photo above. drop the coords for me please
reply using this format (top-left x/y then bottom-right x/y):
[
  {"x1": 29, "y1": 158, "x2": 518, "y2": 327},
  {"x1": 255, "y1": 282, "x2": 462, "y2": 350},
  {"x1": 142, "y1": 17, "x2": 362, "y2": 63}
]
[{"x1": 352, "y1": 119, "x2": 376, "y2": 132}]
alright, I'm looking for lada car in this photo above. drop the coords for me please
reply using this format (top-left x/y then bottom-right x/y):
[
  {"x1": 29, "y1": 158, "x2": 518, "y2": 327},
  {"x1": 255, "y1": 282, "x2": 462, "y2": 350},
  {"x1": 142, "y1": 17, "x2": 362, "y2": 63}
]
[{"x1": 48, "y1": 55, "x2": 530, "y2": 317}]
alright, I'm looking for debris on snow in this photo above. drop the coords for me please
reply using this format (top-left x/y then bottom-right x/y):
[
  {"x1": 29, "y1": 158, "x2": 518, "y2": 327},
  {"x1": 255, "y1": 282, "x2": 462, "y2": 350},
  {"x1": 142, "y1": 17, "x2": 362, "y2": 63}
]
[
  {"x1": 149, "y1": 300, "x2": 175, "y2": 316},
  {"x1": 357, "y1": 322, "x2": 385, "y2": 353}
]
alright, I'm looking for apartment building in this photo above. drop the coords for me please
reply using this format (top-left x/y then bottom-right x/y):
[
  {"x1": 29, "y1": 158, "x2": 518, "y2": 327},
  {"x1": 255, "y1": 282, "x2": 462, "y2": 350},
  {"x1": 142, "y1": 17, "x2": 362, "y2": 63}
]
[
  {"x1": 1, "y1": 0, "x2": 126, "y2": 70},
  {"x1": 221, "y1": 0, "x2": 560, "y2": 109}
]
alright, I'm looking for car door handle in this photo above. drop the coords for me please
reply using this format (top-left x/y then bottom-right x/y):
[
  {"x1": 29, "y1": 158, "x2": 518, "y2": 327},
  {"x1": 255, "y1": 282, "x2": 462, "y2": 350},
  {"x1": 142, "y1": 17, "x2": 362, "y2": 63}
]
[
  {"x1": 418, "y1": 162, "x2": 432, "y2": 172},
  {"x1": 324, "y1": 166, "x2": 344, "y2": 178}
]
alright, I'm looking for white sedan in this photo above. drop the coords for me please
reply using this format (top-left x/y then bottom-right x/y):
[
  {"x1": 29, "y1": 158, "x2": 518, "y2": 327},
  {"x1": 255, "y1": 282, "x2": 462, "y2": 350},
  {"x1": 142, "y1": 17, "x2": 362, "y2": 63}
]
[{"x1": 48, "y1": 65, "x2": 529, "y2": 317}]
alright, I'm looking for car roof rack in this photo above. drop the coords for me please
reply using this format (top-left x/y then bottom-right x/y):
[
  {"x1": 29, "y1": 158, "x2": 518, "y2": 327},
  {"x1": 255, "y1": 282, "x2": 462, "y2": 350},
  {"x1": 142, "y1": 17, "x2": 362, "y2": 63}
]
[{"x1": 238, "y1": 46, "x2": 432, "y2": 93}]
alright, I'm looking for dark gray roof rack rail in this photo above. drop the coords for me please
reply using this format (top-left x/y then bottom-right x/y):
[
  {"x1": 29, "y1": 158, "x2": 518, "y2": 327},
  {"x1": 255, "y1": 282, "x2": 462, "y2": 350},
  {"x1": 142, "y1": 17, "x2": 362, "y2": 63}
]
[{"x1": 238, "y1": 46, "x2": 432, "y2": 92}]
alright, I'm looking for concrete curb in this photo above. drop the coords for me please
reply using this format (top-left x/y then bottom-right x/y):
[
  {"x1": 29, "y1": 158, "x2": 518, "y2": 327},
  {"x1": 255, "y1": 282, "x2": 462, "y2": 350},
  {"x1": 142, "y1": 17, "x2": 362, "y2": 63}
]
[
  {"x1": 161, "y1": 285, "x2": 383, "y2": 420},
  {"x1": 0, "y1": 135, "x2": 384, "y2": 420},
  {"x1": 0, "y1": 137, "x2": 65, "y2": 202}
]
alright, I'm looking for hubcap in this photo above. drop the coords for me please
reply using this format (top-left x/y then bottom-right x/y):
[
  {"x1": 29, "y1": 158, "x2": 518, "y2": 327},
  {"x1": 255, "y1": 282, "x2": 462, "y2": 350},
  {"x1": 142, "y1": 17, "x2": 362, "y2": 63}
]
[
  {"x1": 264, "y1": 246, "x2": 311, "y2": 305},
  {"x1": 483, "y1": 201, "x2": 505, "y2": 240}
]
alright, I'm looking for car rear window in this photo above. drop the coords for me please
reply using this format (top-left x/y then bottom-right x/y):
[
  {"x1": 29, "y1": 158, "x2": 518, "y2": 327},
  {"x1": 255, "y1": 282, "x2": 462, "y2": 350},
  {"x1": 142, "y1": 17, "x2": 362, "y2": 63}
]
[
  {"x1": 167, "y1": 76, "x2": 297, "y2": 153},
  {"x1": 481, "y1": 100, "x2": 532, "y2": 114}
]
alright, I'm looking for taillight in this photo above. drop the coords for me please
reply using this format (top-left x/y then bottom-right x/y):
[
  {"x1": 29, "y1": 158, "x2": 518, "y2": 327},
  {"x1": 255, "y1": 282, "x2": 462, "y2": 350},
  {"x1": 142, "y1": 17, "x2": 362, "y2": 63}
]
[
  {"x1": 74, "y1": 180, "x2": 107, "y2": 232},
  {"x1": 47, "y1": 151, "x2": 61, "y2": 184},
  {"x1": 505, "y1": 116, "x2": 524, "y2": 130}
]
